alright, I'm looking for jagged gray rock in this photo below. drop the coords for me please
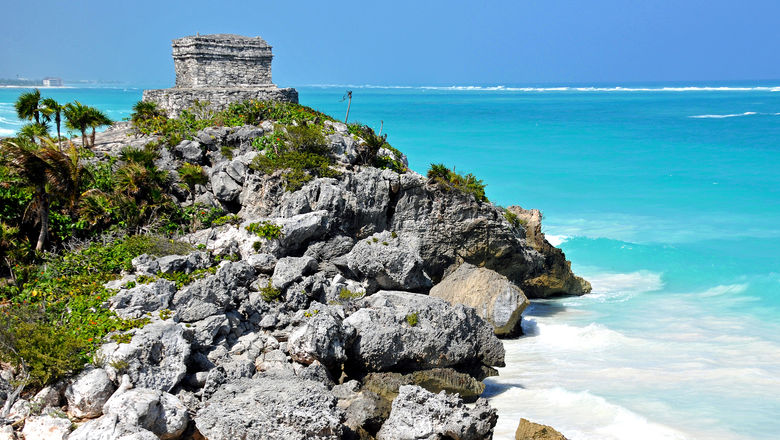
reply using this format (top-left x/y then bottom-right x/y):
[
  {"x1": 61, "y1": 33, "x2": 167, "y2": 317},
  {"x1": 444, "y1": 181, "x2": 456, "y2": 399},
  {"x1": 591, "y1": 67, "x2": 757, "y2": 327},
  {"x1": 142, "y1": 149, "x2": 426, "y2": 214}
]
[
  {"x1": 288, "y1": 308, "x2": 354, "y2": 371},
  {"x1": 272, "y1": 256, "x2": 318, "y2": 291},
  {"x1": 344, "y1": 291, "x2": 505, "y2": 375},
  {"x1": 102, "y1": 388, "x2": 189, "y2": 440},
  {"x1": 376, "y1": 385, "x2": 497, "y2": 440},
  {"x1": 69, "y1": 413, "x2": 158, "y2": 440},
  {"x1": 174, "y1": 139, "x2": 203, "y2": 163},
  {"x1": 65, "y1": 368, "x2": 116, "y2": 419},
  {"x1": 171, "y1": 261, "x2": 255, "y2": 322},
  {"x1": 334, "y1": 231, "x2": 432, "y2": 293},
  {"x1": 21, "y1": 412, "x2": 72, "y2": 440},
  {"x1": 100, "y1": 321, "x2": 190, "y2": 392},
  {"x1": 211, "y1": 166, "x2": 242, "y2": 202},
  {"x1": 195, "y1": 375, "x2": 344, "y2": 440},
  {"x1": 430, "y1": 263, "x2": 530, "y2": 337},
  {"x1": 155, "y1": 251, "x2": 210, "y2": 274},
  {"x1": 275, "y1": 210, "x2": 331, "y2": 253},
  {"x1": 109, "y1": 280, "x2": 176, "y2": 319},
  {"x1": 245, "y1": 253, "x2": 277, "y2": 273}
]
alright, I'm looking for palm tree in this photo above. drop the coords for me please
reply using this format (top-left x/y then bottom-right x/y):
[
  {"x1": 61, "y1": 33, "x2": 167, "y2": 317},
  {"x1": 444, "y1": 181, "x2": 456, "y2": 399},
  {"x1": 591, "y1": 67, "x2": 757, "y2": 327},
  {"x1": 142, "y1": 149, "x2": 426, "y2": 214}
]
[
  {"x1": 63, "y1": 101, "x2": 91, "y2": 149},
  {"x1": 18, "y1": 123, "x2": 51, "y2": 144},
  {"x1": 2, "y1": 138, "x2": 83, "y2": 251},
  {"x1": 14, "y1": 89, "x2": 42, "y2": 125},
  {"x1": 41, "y1": 98, "x2": 64, "y2": 150},
  {"x1": 86, "y1": 107, "x2": 112, "y2": 148}
]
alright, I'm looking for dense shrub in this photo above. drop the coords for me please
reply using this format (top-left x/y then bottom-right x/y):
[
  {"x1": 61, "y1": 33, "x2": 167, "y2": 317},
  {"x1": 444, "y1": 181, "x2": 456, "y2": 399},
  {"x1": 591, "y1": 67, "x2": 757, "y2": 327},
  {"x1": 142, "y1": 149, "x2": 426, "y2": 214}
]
[
  {"x1": 246, "y1": 221, "x2": 283, "y2": 240},
  {"x1": 426, "y1": 163, "x2": 488, "y2": 202},
  {"x1": 251, "y1": 125, "x2": 340, "y2": 191}
]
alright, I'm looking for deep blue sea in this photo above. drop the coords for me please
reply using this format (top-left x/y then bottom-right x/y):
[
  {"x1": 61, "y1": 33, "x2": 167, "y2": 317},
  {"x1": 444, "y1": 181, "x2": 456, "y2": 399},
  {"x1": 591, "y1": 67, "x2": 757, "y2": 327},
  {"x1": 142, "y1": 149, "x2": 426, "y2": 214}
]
[{"x1": 2, "y1": 83, "x2": 779, "y2": 440}]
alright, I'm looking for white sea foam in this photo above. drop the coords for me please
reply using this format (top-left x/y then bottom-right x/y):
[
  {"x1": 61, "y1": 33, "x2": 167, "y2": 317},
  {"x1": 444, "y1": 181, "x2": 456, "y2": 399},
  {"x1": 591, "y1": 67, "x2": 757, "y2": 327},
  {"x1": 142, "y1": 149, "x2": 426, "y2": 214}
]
[
  {"x1": 488, "y1": 386, "x2": 691, "y2": 440},
  {"x1": 305, "y1": 84, "x2": 780, "y2": 93},
  {"x1": 689, "y1": 111, "x2": 758, "y2": 118},
  {"x1": 522, "y1": 321, "x2": 635, "y2": 350},
  {"x1": 545, "y1": 234, "x2": 569, "y2": 246}
]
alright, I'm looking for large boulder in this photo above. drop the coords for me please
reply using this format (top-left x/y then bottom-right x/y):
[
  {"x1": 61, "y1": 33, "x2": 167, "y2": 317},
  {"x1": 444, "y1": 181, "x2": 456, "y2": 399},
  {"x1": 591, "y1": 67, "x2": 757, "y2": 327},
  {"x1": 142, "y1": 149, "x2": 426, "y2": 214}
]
[
  {"x1": 195, "y1": 375, "x2": 344, "y2": 440},
  {"x1": 288, "y1": 308, "x2": 354, "y2": 371},
  {"x1": 69, "y1": 413, "x2": 157, "y2": 440},
  {"x1": 109, "y1": 280, "x2": 177, "y2": 319},
  {"x1": 344, "y1": 291, "x2": 504, "y2": 376},
  {"x1": 100, "y1": 320, "x2": 190, "y2": 392},
  {"x1": 171, "y1": 261, "x2": 255, "y2": 322},
  {"x1": 362, "y1": 368, "x2": 486, "y2": 404},
  {"x1": 506, "y1": 206, "x2": 591, "y2": 298},
  {"x1": 376, "y1": 385, "x2": 497, "y2": 440},
  {"x1": 21, "y1": 412, "x2": 72, "y2": 440},
  {"x1": 515, "y1": 418, "x2": 569, "y2": 440},
  {"x1": 334, "y1": 231, "x2": 432, "y2": 293},
  {"x1": 430, "y1": 263, "x2": 529, "y2": 337},
  {"x1": 65, "y1": 368, "x2": 116, "y2": 419},
  {"x1": 272, "y1": 256, "x2": 318, "y2": 291},
  {"x1": 102, "y1": 388, "x2": 189, "y2": 440}
]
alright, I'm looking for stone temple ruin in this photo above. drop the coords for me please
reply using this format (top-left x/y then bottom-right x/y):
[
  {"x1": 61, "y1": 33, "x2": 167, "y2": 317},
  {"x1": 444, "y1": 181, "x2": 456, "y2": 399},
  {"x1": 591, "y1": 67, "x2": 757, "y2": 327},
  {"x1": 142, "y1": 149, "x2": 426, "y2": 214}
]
[{"x1": 143, "y1": 34, "x2": 298, "y2": 117}]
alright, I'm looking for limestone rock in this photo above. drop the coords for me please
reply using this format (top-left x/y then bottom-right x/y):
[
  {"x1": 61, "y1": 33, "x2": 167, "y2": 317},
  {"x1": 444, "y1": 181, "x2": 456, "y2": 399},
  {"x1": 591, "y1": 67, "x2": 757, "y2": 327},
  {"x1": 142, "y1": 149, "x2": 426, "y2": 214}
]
[
  {"x1": 246, "y1": 253, "x2": 277, "y2": 273},
  {"x1": 334, "y1": 231, "x2": 432, "y2": 293},
  {"x1": 100, "y1": 320, "x2": 190, "y2": 392},
  {"x1": 65, "y1": 368, "x2": 116, "y2": 419},
  {"x1": 344, "y1": 291, "x2": 505, "y2": 375},
  {"x1": 195, "y1": 375, "x2": 344, "y2": 440},
  {"x1": 288, "y1": 309, "x2": 354, "y2": 371},
  {"x1": 109, "y1": 280, "x2": 176, "y2": 319},
  {"x1": 21, "y1": 413, "x2": 72, "y2": 440},
  {"x1": 211, "y1": 168, "x2": 242, "y2": 202},
  {"x1": 506, "y1": 206, "x2": 592, "y2": 298},
  {"x1": 275, "y1": 210, "x2": 331, "y2": 253},
  {"x1": 363, "y1": 368, "x2": 486, "y2": 404},
  {"x1": 69, "y1": 413, "x2": 157, "y2": 440},
  {"x1": 515, "y1": 418, "x2": 569, "y2": 440},
  {"x1": 174, "y1": 139, "x2": 204, "y2": 163},
  {"x1": 155, "y1": 251, "x2": 210, "y2": 274},
  {"x1": 430, "y1": 263, "x2": 529, "y2": 337},
  {"x1": 102, "y1": 388, "x2": 189, "y2": 440},
  {"x1": 272, "y1": 256, "x2": 318, "y2": 291},
  {"x1": 171, "y1": 261, "x2": 255, "y2": 322},
  {"x1": 376, "y1": 385, "x2": 497, "y2": 440}
]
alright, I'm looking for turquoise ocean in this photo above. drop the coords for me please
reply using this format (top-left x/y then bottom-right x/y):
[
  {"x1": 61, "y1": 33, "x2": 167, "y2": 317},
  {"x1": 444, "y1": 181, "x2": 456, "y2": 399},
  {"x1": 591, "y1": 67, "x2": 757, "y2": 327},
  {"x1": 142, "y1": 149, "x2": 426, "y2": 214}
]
[{"x1": 2, "y1": 83, "x2": 779, "y2": 439}]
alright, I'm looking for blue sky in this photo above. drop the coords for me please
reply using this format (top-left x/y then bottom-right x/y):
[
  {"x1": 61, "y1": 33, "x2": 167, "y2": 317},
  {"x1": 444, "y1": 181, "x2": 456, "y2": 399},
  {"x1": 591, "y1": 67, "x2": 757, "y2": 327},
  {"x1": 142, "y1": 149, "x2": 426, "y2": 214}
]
[{"x1": 2, "y1": 0, "x2": 779, "y2": 86}]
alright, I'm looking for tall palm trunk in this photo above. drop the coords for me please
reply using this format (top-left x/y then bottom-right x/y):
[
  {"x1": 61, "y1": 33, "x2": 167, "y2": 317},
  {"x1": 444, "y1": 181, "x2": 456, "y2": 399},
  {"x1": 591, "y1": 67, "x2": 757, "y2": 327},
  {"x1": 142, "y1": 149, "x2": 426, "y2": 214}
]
[
  {"x1": 55, "y1": 114, "x2": 62, "y2": 151},
  {"x1": 90, "y1": 127, "x2": 96, "y2": 148},
  {"x1": 35, "y1": 186, "x2": 49, "y2": 252},
  {"x1": 80, "y1": 129, "x2": 87, "y2": 149}
]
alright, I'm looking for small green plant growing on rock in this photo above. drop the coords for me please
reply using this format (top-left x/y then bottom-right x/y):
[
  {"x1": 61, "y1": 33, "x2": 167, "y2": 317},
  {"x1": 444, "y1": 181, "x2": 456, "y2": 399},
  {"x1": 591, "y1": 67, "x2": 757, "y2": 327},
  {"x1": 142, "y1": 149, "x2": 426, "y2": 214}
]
[
  {"x1": 178, "y1": 162, "x2": 208, "y2": 201},
  {"x1": 246, "y1": 221, "x2": 283, "y2": 240},
  {"x1": 212, "y1": 214, "x2": 241, "y2": 227},
  {"x1": 108, "y1": 359, "x2": 129, "y2": 373},
  {"x1": 159, "y1": 309, "x2": 173, "y2": 320},
  {"x1": 304, "y1": 309, "x2": 320, "y2": 318},
  {"x1": 426, "y1": 163, "x2": 488, "y2": 202},
  {"x1": 405, "y1": 312, "x2": 419, "y2": 327},
  {"x1": 391, "y1": 231, "x2": 398, "y2": 239},
  {"x1": 110, "y1": 333, "x2": 132, "y2": 344},
  {"x1": 260, "y1": 281, "x2": 282, "y2": 302},
  {"x1": 338, "y1": 288, "x2": 363, "y2": 301},
  {"x1": 503, "y1": 210, "x2": 522, "y2": 228}
]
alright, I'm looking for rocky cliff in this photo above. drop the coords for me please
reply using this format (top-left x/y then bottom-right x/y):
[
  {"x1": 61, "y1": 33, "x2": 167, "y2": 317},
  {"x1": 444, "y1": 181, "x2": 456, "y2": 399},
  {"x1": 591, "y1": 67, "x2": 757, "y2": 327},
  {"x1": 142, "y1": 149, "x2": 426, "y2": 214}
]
[{"x1": 1, "y1": 108, "x2": 587, "y2": 439}]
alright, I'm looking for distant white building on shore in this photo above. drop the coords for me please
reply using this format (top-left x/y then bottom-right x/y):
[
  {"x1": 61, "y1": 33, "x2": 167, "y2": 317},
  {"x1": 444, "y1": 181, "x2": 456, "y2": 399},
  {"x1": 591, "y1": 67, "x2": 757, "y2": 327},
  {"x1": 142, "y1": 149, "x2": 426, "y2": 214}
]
[{"x1": 42, "y1": 77, "x2": 63, "y2": 87}]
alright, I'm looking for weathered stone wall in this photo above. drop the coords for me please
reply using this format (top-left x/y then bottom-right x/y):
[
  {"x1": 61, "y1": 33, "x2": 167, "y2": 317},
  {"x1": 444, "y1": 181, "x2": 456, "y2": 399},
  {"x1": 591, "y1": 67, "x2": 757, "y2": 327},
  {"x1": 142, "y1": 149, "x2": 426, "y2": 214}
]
[
  {"x1": 173, "y1": 34, "x2": 273, "y2": 88},
  {"x1": 144, "y1": 33, "x2": 297, "y2": 117},
  {"x1": 142, "y1": 87, "x2": 299, "y2": 118}
]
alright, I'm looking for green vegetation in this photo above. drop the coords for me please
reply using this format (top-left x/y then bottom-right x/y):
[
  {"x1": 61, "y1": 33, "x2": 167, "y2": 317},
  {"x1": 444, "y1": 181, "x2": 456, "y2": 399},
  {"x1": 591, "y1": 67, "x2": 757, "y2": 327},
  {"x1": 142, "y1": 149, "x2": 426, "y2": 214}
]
[
  {"x1": 426, "y1": 163, "x2": 488, "y2": 202},
  {"x1": 0, "y1": 235, "x2": 180, "y2": 387},
  {"x1": 260, "y1": 281, "x2": 282, "y2": 302},
  {"x1": 246, "y1": 221, "x2": 283, "y2": 240},
  {"x1": 503, "y1": 210, "x2": 524, "y2": 228},
  {"x1": 347, "y1": 123, "x2": 407, "y2": 173},
  {"x1": 131, "y1": 100, "x2": 334, "y2": 147},
  {"x1": 338, "y1": 287, "x2": 363, "y2": 300},
  {"x1": 178, "y1": 162, "x2": 207, "y2": 201},
  {"x1": 405, "y1": 312, "x2": 419, "y2": 327},
  {"x1": 250, "y1": 124, "x2": 340, "y2": 191}
]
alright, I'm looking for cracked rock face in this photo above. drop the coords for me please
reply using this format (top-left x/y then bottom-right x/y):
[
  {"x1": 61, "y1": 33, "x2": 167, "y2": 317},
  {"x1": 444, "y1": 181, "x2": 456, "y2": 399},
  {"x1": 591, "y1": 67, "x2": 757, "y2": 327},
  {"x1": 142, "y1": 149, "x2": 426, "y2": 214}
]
[
  {"x1": 344, "y1": 291, "x2": 505, "y2": 375},
  {"x1": 376, "y1": 385, "x2": 497, "y2": 440},
  {"x1": 195, "y1": 375, "x2": 345, "y2": 440}
]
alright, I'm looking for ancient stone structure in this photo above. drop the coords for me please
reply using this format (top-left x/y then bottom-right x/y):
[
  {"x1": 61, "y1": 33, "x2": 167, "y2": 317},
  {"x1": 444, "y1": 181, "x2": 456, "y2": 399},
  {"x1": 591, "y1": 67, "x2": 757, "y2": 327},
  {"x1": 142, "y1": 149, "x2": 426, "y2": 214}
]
[{"x1": 143, "y1": 34, "x2": 298, "y2": 117}]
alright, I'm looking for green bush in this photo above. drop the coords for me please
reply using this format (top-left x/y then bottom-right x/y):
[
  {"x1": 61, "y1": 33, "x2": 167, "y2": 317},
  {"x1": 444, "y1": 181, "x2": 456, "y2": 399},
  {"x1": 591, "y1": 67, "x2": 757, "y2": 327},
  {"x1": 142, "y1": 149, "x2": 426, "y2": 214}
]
[
  {"x1": 251, "y1": 125, "x2": 340, "y2": 192},
  {"x1": 405, "y1": 312, "x2": 419, "y2": 327},
  {"x1": 426, "y1": 163, "x2": 488, "y2": 202},
  {"x1": 260, "y1": 281, "x2": 282, "y2": 302},
  {"x1": 504, "y1": 210, "x2": 524, "y2": 228},
  {"x1": 246, "y1": 221, "x2": 283, "y2": 240},
  {"x1": 338, "y1": 288, "x2": 363, "y2": 300}
]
